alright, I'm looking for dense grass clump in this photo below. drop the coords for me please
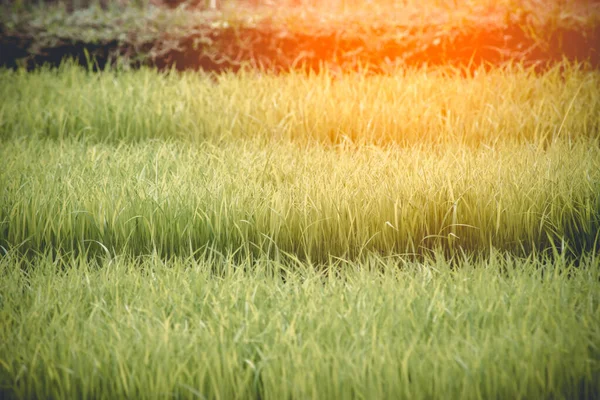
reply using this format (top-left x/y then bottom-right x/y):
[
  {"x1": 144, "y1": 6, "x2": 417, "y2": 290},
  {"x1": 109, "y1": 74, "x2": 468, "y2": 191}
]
[
  {"x1": 0, "y1": 63, "x2": 598, "y2": 145},
  {"x1": 1, "y1": 251, "x2": 599, "y2": 400},
  {"x1": 1, "y1": 139, "x2": 599, "y2": 260},
  {"x1": 1, "y1": 62, "x2": 599, "y2": 399}
]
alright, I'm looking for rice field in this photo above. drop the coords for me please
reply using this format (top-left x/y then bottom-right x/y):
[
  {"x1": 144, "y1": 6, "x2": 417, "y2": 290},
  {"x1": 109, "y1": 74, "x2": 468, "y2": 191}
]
[{"x1": 0, "y1": 62, "x2": 599, "y2": 399}]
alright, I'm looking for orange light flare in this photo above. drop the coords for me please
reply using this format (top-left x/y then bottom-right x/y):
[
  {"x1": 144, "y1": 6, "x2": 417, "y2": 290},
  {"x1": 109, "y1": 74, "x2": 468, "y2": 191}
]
[{"x1": 267, "y1": 0, "x2": 600, "y2": 72}]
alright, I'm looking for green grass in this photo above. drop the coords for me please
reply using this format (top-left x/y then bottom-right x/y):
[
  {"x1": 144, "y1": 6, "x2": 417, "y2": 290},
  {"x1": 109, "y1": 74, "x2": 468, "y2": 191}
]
[
  {"x1": 1, "y1": 63, "x2": 599, "y2": 260},
  {"x1": 1, "y1": 63, "x2": 599, "y2": 145},
  {"x1": 1, "y1": 63, "x2": 599, "y2": 398},
  {"x1": 1, "y1": 139, "x2": 599, "y2": 260},
  {"x1": 1, "y1": 251, "x2": 599, "y2": 399}
]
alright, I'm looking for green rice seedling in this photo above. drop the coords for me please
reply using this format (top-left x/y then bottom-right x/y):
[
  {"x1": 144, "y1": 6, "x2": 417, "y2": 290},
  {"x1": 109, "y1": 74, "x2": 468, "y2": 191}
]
[
  {"x1": 0, "y1": 250, "x2": 598, "y2": 399},
  {"x1": 1, "y1": 138, "x2": 598, "y2": 260},
  {"x1": 0, "y1": 52, "x2": 599, "y2": 400},
  {"x1": 0, "y1": 62, "x2": 598, "y2": 146}
]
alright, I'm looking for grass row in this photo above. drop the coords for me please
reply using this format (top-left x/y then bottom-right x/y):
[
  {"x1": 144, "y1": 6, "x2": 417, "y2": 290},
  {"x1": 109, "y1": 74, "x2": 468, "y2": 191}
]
[
  {"x1": 1, "y1": 250, "x2": 599, "y2": 399},
  {"x1": 1, "y1": 63, "x2": 599, "y2": 145},
  {"x1": 1, "y1": 138, "x2": 599, "y2": 260}
]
